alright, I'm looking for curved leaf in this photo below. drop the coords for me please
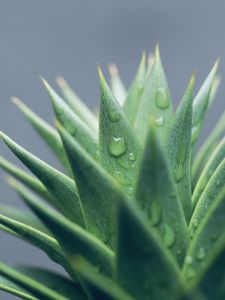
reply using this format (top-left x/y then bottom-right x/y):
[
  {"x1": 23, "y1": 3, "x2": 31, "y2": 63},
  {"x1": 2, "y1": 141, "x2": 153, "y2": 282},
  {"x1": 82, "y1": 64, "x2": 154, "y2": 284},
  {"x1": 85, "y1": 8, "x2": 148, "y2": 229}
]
[
  {"x1": 0, "y1": 132, "x2": 85, "y2": 226},
  {"x1": 136, "y1": 119, "x2": 189, "y2": 265},
  {"x1": 56, "y1": 76, "x2": 98, "y2": 132},
  {"x1": 166, "y1": 74, "x2": 195, "y2": 221},
  {"x1": 98, "y1": 67, "x2": 142, "y2": 196},
  {"x1": 9, "y1": 179, "x2": 114, "y2": 276}
]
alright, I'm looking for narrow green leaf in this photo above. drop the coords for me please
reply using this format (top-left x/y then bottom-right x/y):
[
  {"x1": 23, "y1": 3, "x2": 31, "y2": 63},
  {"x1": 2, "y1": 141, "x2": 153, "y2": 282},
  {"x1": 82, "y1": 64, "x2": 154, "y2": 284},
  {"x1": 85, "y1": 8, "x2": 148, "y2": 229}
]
[
  {"x1": 17, "y1": 267, "x2": 85, "y2": 300},
  {"x1": 58, "y1": 124, "x2": 125, "y2": 246},
  {"x1": 183, "y1": 189, "x2": 225, "y2": 285},
  {"x1": 10, "y1": 180, "x2": 114, "y2": 276},
  {"x1": 74, "y1": 258, "x2": 134, "y2": 300},
  {"x1": 42, "y1": 78, "x2": 99, "y2": 161},
  {"x1": 134, "y1": 45, "x2": 173, "y2": 142},
  {"x1": 0, "y1": 263, "x2": 69, "y2": 300},
  {"x1": 108, "y1": 63, "x2": 127, "y2": 105},
  {"x1": 98, "y1": 67, "x2": 142, "y2": 195},
  {"x1": 189, "y1": 157, "x2": 225, "y2": 238},
  {"x1": 208, "y1": 75, "x2": 221, "y2": 106},
  {"x1": 0, "y1": 207, "x2": 77, "y2": 282},
  {"x1": 0, "y1": 274, "x2": 37, "y2": 300},
  {"x1": 191, "y1": 60, "x2": 219, "y2": 147},
  {"x1": 166, "y1": 75, "x2": 195, "y2": 221},
  {"x1": 123, "y1": 52, "x2": 146, "y2": 124},
  {"x1": 11, "y1": 96, "x2": 72, "y2": 176},
  {"x1": 0, "y1": 155, "x2": 54, "y2": 204},
  {"x1": 116, "y1": 197, "x2": 183, "y2": 300},
  {"x1": 0, "y1": 204, "x2": 49, "y2": 234},
  {"x1": 0, "y1": 132, "x2": 85, "y2": 226},
  {"x1": 56, "y1": 76, "x2": 98, "y2": 132},
  {"x1": 192, "y1": 135, "x2": 225, "y2": 207},
  {"x1": 136, "y1": 118, "x2": 189, "y2": 265},
  {"x1": 192, "y1": 109, "x2": 225, "y2": 186}
]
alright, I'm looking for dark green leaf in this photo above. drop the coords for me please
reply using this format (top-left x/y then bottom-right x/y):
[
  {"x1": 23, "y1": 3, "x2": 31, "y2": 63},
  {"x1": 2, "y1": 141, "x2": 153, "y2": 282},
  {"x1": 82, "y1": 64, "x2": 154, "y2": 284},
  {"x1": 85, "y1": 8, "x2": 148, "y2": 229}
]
[
  {"x1": 116, "y1": 196, "x2": 183, "y2": 300},
  {"x1": 123, "y1": 53, "x2": 146, "y2": 124},
  {"x1": 56, "y1": 76, "x2": 98, "y2": 132},
  {"x1": 166, "y1": 74, "x2": 195, "y2": 221},
  {"x1": 136, "y1": 118, "x2": 189, "y2": 265},
  {"x1": 58, "y1": 124, "x2": 126, "y2": 246},
  {"x1": 0, "y1": 263, "x2": 69, "y2": 300},
  {"x1": 42, "y1": 78, "x2": 99, "y2": 161},
  {"x1": 134, "y1": 45, "x2": 173, "y2": 142},
  {"x1": 0, "y1": 132, "x2": 85, "y2": 226},
  {"x1": 0, "y1": 274, "x2": 37, "y2": 300},
  {"x1": 9, "y1": 180, "x2": 114, "y2": 276},
  {"x1": 98, "y1": 67, "x2": 142, "y2": 196}
]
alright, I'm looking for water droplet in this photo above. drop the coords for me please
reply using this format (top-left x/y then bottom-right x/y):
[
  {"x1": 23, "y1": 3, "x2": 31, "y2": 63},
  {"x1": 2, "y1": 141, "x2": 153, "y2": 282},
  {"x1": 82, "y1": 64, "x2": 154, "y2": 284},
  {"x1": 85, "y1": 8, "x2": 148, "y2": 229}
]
[
  {"x1": 155, "y1": 116, "x2": 164, "y2": 127},
  {"x1": 177, "y1": 249, "x2": 182, "y2": 256},
  {"x1": 193, "y1": 218, "x2": 198, "y2": 228},
  {"x1": 149, "y1": 200, "x2": 162, "y2": 226},
  {"x1": 109, "y1": 110, "x2": 120, "y2": 122},
  {"x1": 163, "y1": 225, "x2": 175, "y2": 248},
  {"x1": 173, "y1": 163, "x2": 184, "y2": 182},
  {"x1": 197, "y1": 247, "x2": 205, "y2": 260},
  {"x1": 185, "y1": 256, "x2": 193, "y2": 265},
  {"x1": 155, "y1": 87, "x2": 169, "y2": 109},
  {"x1": 108, "y1": 137, "x2": 126, "y2": 157},
  {"x1": 128, "y1": 152, "x2": 136, "y2": 161}
]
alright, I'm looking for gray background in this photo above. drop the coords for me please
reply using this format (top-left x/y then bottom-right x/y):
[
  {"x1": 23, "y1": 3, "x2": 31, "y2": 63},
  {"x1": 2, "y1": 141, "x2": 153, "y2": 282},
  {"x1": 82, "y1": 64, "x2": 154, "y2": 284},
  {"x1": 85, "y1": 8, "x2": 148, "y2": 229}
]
[{"x1": 0, "y1": 0, "x2": 224, "y2": 298}]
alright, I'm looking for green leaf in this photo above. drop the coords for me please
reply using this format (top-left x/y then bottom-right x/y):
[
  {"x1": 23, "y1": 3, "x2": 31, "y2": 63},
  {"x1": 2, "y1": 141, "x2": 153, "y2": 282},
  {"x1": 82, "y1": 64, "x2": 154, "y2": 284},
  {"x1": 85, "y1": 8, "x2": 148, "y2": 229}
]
[
  {"x1": 116, "y1": 197, "x2": 183, "y2": 300},
  {"x1": 56, "y1": 76, "x2": 98, "y2": 132},
  {"x1": 166, "y1": 74, "x2": 195, "y2": 221},
  {"x1": 98, "y1": 67, "x2": 142, "y2": 196},
  {"x1": 0, "y1": 155, "x2": 54, "y2": 204},
  {"x1": 11, "y1": 96, "x2": 72, "y2": 176},
  {"x1": 58, "y1": 124, "x2": 126, "y2": 246},
  {"x1": 17, "y1": 267, "x2": 85, "y2": 300},
  {"x1": 41, "y1": 78, "x2": 99, "y2": 161},
  {"x1": 192, "y1": 135, "x2": 225, "y2": 207},
  {"x1": 189, "y1": 157, "x2": 225, "y2": 238},
  {"x1": 0, "y1": 274, "x2": 37, "y2": 300},
  {"x1": 134, "y1": 45, "x2": 173, "y2": 143},
  {"x1": 191, "y1": 60, "x2": 219, "y2": 147},
  {"x1": 183, "y1": 189, "x2": 225, "y2": 285},
  {"x1": 0, "y1": 132, "x2": 85, "y2": 226},
  {"x1": 135, "y1": 118, "x2": 189, "y2": 265},
  {"x1": 0, "y1": 204, "x2": 49, "y2": 234},
  {"x1": 192, "y1": 109, "x2": 225, "y2": 187},
  {"x1": 0, "y1": 203, "x2": 77, "y2": 282},
  {"x1": 10, "y1": 180, "x2": 114, "y2": 276},
  {"x1": 74, "y1": 258, "x2": 134, "y2": 300},
  {"x1": 108, "y1": 63, "x2": 127, "y2": 105},
  {"x1": 197, "y1": 240, "x2": 225, "y2": 300},
  {"x1": 123, "y1": 52, "x2": 146, "y2": 125},
  {"x1": 0, "y1": 263, "x2": 70, "y2": 300}
]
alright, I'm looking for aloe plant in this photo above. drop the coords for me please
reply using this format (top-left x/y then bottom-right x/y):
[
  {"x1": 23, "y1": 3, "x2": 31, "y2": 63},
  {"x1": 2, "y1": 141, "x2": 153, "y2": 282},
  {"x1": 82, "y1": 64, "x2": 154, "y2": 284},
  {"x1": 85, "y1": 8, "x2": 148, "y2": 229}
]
[{"x1": 0, "y1": 45, "x2": 224, "y2": 300}]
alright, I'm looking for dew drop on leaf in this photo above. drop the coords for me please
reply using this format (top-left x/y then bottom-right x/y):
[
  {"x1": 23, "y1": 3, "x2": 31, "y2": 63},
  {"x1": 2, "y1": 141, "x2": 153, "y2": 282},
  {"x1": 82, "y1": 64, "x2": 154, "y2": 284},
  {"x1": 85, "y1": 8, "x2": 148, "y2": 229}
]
[
  {"x1": 162, "y1": 224, "x2": 175, "y2": 248},
  {"x1": 196, "y1": 247, "x2": 205, "y2": 260},
  {"x1": 155, "y1": 87, "x2": 170, "y2": 109},
  {"x1": 149, "y1": 200, "x2": 162, "y2": 226},
  {"x1": 155, "y1": 116, "x2": 164, "y2": 127},
  {"x1": 108, "y1": 137, "x2": 126, "y2": 157},
  {"x1": 109, "y1": 110, "x2": 120, "y2": 122},
  {"x1": 128, "y1": 152, "x2": 136, "y2": 161}
]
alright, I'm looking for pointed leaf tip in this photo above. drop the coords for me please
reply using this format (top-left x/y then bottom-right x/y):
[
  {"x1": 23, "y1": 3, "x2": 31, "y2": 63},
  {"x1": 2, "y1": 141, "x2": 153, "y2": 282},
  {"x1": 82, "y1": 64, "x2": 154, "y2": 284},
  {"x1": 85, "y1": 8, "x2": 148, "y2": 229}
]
[{"x1": 108, "y1": 63, "x2": 119, "y2": 77}]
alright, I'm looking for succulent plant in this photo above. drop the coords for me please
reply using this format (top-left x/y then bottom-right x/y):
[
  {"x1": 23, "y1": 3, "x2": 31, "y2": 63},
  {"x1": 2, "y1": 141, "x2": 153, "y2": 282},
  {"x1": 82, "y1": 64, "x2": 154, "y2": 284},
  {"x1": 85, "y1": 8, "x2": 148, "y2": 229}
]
[{"x1": 0, "y1": 45, "x2": 224, "y2": 300}]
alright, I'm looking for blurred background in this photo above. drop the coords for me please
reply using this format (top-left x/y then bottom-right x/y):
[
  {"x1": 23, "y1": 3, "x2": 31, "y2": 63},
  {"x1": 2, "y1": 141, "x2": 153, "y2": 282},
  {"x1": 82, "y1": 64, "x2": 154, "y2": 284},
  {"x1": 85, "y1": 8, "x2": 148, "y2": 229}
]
[{"x1": 0, "y1": 0, "x2": 224, "y2": 298}]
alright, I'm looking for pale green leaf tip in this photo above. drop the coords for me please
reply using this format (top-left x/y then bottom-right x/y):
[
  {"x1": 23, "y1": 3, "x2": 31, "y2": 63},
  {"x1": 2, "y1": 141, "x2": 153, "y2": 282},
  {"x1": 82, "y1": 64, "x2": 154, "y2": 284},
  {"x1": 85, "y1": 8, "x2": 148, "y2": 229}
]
[
  {"x1": 11, "y1": 96, "x2": 22, "y2": 107},
  {"x1": 155, "y1": 43, "x2": 161, "y2": 62},
  {"x1": 108, "y1": 63, "x2": 119, "y2": 77},
  {"x1": 55, "y1": 76, "x2": 67, "y2": 88}
]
